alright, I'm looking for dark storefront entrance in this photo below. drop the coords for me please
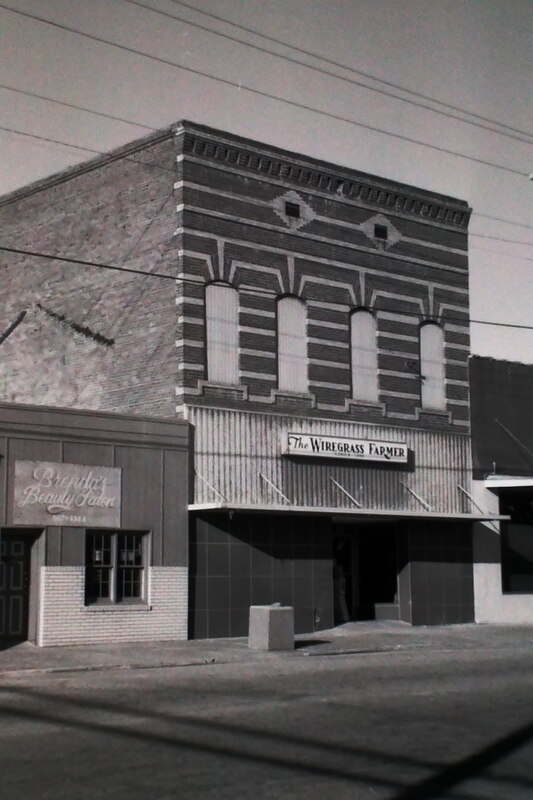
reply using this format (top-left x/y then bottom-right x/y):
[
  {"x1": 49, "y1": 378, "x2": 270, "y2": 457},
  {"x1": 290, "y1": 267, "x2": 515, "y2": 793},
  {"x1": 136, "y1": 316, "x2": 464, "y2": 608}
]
[
  {"x1": 0, "y1": 530, "x2": 40, "y2": 641},
  {"x1": 333, "y1": 524, "x2": 401, "y2": 624}
]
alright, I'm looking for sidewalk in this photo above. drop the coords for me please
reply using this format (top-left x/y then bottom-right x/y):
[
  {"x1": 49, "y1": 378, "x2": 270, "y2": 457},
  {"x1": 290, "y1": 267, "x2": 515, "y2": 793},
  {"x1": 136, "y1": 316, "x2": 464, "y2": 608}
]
[{"x1": 1, "y1": 621, "x2": 532, "y2": 676}]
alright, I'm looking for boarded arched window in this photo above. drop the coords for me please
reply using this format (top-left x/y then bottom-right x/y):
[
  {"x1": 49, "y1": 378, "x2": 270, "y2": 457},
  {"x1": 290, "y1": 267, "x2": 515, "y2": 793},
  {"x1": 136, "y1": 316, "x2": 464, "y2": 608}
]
[
  {"x1": 277, "y1": 296, "x2": 307, "y2": 393},
  {"x1": 205, "y1": 282, "x2": 239, "y2": 385},
  {"x1": 420, "y1": 323, "x2": 446, "y2": 410},
  {"x1": 350, "y1": 309, "x2": 378, "y2": 403}
]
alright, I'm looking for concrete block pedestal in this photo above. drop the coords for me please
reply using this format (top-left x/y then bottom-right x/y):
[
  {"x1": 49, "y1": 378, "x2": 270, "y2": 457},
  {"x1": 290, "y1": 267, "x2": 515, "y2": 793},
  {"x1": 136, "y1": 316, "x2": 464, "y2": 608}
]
[{"x1": 248, "y1": 604, "x2": 294, "y2": 651}]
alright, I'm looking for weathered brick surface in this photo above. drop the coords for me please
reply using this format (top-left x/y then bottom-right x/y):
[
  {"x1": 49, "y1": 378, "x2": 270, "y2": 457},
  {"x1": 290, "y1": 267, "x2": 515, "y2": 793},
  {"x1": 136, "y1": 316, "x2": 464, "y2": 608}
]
[{"x1": 0, "y1": 135, "x2": 179, "y2": 417}]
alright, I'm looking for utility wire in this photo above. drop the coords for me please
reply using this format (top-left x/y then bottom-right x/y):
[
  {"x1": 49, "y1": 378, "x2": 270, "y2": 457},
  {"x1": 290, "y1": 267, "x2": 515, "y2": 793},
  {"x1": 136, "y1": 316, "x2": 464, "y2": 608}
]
[
  {"x1": 470, "y1": 233, "x2": 532, "y2": 246},
  {"x1": 473, "y1": 213, "x2": 532, "y2": 231},
  {"x1": 470, "y1": 245, "x2": 533, "y2": 262},
  {"x1": 1, "y1": 244, "x2": 531, "y2": 330},
  {"x1": 0, "y1": 103, "x2": 530, "y2": 233},
  {"x1": 124, "y1": 0, "x2": 532, "y2": 145},
  {"x1": 0, "y1": 125, "x2": 531, "y2": 247},
  {"x1": 0, "y1": 125, "x2": 177, "y2": 177},
  {"x1": 1, "y1": 128, "x2": 532, "y2": 250},
  {"x1": 167, "y1": 0, "x2": 533, "y2": 141},
  {"x1": 0, "y1": 84, "x2": 158, "y2": 131},
  {"x1": 0, "y1": 4, "x2": 527, "y2": 177}
]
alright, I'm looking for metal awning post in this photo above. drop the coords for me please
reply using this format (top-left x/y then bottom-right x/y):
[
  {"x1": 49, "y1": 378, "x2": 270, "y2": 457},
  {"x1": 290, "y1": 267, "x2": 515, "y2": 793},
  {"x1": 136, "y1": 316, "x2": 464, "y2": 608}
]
[
  {"x1": 259, "y1": 473, "x2": 293, "y2": 505},
  {"x1": 329, "y1": 477, "x2": 361, "y2": 508},
  {"x1": 457, "y1": 484, "x2": 500, "y2": 534},
  {"x1": 400, "y1": 481, "x2": 433, "y2": 512},
  {"x1": 195, "y1": 471, "x2": 227, "y2": 503}
]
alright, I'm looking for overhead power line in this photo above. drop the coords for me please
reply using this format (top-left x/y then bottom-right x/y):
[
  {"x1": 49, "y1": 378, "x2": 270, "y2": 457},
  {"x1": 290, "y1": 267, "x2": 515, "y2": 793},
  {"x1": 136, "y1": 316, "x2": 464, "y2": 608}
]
[
  {"x1": 0, "y1": 4, "x2": 527, "y2": 177},
  {"x1": 0, "y1": 84, "x2": 157, "y2": 132},
  {"x1": 473, "y1": 213, "x2": 533, "y2": 231},
  {"x1": 1, "y1": 244, "x2": 532, "y2": 330},
  {"x1": 0, "y1": 124, "x2": 177, "y2": 176},
  {"x1": 2, "y1": 126, "x2": 533, "y2": 249},
  {"x1": 2, "y1": 123, "x2": 532, "y2": 244},
  {"x1": 124, "y1": 0, "x2": 532, "y2": 145},
  {"x1": 470, "y1": 233, "x2": 532, "y2": 246},
  {"x1": 470, "y1": 245, "x2": 533, "y2": 262},
  {"x1": 167, "y1": 0, "x2": 533, "y2": 141}
]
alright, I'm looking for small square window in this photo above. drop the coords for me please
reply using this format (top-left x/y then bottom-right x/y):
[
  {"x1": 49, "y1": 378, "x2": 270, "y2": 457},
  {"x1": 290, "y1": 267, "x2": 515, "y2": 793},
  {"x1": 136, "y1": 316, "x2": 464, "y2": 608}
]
[
  {"x1": 285, "y1": 202, "x2": 300, "y2": 219},
  {"x1": 85, "y1": 531, "x2": 147, "y2": 604},
  {"x1": 374, "y1": 224, "x2": 388, "y2": 240}
]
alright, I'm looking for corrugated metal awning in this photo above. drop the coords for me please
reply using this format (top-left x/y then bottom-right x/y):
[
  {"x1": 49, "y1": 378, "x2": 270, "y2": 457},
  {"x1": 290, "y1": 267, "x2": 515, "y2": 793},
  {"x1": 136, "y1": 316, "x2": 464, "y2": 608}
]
[{"x1": 188, "y1": 502, "x2": 508, "y2": 522}]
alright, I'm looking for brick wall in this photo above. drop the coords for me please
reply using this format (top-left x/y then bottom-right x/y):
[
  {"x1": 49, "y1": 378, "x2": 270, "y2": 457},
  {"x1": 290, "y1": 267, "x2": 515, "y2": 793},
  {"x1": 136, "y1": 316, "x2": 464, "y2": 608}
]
[
  {"x1": 38, "y1": 566, "x2": 188, "y2": 646},
  {"x1": 0, "y1": 133, "x2": 180, "y2": 417},
  {"x1": 0, "y1": 121, "x2": 472, "y2": 432},
  {"x1": 175, "y1": 123, "x2": 471, "y2": 432}
]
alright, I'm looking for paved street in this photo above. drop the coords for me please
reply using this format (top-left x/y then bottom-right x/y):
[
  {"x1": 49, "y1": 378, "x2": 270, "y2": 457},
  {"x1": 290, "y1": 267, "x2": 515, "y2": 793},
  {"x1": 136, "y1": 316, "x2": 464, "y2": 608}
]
[{"x1": 0, "y1": 627, "x2": 532, "y2": 799}]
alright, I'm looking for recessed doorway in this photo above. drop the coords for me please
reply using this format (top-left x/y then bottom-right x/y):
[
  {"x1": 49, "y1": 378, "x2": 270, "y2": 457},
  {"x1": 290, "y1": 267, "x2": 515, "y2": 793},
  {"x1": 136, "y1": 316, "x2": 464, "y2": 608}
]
[
  {"x1": 0, "y1": 530, "x2": 40, "y2": 642},
  {"x1": 333, "y1": 523, "x2": 401, "y2": 622}
]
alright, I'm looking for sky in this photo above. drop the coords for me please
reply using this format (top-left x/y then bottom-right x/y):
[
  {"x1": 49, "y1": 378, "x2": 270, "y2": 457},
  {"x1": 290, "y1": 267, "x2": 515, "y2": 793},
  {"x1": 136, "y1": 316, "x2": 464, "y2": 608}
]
[{"x1": 1, "y1": 0, "x2": 532, "y2": 362}]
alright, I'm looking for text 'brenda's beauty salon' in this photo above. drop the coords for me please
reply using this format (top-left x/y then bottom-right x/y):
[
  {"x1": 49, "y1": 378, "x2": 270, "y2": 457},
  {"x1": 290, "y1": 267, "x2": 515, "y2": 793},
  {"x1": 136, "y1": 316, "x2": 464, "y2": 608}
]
[{"x1": 13, "y1": 460, "x2": 122, "y2": 527}]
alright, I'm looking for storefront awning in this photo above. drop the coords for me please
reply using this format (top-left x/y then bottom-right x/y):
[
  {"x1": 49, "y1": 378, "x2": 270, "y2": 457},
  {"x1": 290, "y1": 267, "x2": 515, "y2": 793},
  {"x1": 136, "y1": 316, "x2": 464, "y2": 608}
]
[
  {"x1": 188, "y1": 502, "x2": 509, "y2": 522},
  {"x1": 485, "y1": 475, "x2": 533, "y2": 490}
]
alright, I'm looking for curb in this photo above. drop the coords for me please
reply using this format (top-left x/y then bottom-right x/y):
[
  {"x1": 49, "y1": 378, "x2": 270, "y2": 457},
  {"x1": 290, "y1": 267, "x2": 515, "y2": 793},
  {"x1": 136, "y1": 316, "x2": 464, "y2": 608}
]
[{"x1": 0, "y1": 657, "x2": 226, "y2": 677}]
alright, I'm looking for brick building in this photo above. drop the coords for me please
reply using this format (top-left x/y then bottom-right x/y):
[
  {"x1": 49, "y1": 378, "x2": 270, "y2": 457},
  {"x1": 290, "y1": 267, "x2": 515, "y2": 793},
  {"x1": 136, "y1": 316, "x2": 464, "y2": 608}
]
[{"x1": 0, "y1": 121, "x2": 505, "y2": 643}]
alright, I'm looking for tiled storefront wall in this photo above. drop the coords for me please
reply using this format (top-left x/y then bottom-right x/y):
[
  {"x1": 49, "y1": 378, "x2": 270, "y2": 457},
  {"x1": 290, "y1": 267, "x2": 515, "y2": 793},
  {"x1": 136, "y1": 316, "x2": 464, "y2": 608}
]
[
  {"x1": 190, "y1": 514, "x2": 333, "y2": 639},
  {"x1": 405, "y1": 521, "x2": 474, "y2": 625},
  {"x1": 38, "y1": 566, "x2": 188, "y2": 646}
]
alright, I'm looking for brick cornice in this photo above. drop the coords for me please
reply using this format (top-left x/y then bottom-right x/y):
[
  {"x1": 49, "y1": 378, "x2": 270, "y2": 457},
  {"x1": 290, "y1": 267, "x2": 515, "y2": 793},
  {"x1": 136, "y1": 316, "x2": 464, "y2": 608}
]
[{"x1": 176, "y1": 122, "x2": 471, "y2": 230}]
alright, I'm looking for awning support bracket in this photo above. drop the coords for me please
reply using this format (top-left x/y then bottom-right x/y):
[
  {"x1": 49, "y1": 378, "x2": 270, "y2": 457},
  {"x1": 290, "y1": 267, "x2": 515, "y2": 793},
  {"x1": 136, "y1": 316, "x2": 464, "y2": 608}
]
[
  {"x1": 330, "y1": 477, "x2": 362, "y2": 508},
  {"x1": 400, "y1": 481, "x2": 433, "y2": 512},
  {"x1": 259, "y1": 473, "x2": 292, "y2": 505},
  {"x1": 457, "y1": 483, "x2": 499, "y2": 528},
  {"x1": 195, "y1": 471, "x2": 227, "y2": 503}
]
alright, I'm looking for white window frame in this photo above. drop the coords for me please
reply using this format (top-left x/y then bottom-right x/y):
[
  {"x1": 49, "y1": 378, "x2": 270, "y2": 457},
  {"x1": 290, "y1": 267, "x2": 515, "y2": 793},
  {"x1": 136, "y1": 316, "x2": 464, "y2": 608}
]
[
  {"x1": 205, "y1": 282, "x2": 240, "y2": 385},
  {"x1": 277, "y1": 296, "x2": 308, "y2": 393},
  {"x1": 420, "y1": 322, "x2": 446, "y2": 410},
  {"x1": 350, "y1": 308, "x2": 379, "y2": 403}
]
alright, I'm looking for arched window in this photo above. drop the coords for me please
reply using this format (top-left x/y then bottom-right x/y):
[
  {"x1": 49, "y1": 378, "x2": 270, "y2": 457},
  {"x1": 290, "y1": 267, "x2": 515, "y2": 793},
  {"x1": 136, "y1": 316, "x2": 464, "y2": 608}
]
[
  {"x1": 420, "y1": 323, "x2": 446, "y2": 410},
  {"x1": 277, "y1": 296, "x2": 307, "y2": 393},
  {"x1": 205, "y1": 282, "x2": 239, "y2": 385},
  {"x1": 350, "y1": 309, "x2": 378, "y2": 403}
]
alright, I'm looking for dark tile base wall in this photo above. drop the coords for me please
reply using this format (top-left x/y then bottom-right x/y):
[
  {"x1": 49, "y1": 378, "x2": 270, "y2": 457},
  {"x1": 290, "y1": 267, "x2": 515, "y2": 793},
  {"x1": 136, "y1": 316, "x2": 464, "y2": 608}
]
[
  {"x1": 406, "y1": 522, "x2": 475, "y2": 625},
  {"x1": 189, "y1": 514, "x2": 476, "y2": 638},
  {"x1": 189, "y1": 513, "x2": 334, "y2": 639}
]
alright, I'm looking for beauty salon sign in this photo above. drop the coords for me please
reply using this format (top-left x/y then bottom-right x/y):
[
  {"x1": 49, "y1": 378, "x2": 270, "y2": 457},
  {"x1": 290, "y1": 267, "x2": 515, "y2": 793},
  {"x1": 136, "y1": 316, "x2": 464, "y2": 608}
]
[{"x1": 13, "y1": 461, "x2": 121, "y2": 527}]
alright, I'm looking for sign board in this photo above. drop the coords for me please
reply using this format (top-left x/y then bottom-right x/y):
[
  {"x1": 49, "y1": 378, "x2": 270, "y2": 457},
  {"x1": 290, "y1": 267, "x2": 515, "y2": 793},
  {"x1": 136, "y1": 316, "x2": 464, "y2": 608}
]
[
  {"x1": 13, "y1": 461, "x2": 122, "y2": 527},
  {"x1": 285, "y1": 433, "x2": 409, "y2": 464}
]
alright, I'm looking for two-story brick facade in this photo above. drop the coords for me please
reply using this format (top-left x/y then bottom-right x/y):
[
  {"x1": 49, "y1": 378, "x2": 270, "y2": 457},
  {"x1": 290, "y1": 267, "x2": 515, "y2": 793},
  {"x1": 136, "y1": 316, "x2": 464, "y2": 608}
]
[{"x1": 0, "y1": 121, "x2": 505, "y2": 641}]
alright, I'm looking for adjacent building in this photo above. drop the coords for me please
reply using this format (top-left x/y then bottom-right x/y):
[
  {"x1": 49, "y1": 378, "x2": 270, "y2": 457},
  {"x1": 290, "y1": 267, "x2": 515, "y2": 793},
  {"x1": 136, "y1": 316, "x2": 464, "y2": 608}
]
[
  {"x1": 0, "y1": 122, "x2": 508, "y2": 644},
  {"x1": 0, "y1": 403, "x2": 189, "y2": 646},
  {"x1": 470, "y1": 356, "x2": 533, "y2": 623}
]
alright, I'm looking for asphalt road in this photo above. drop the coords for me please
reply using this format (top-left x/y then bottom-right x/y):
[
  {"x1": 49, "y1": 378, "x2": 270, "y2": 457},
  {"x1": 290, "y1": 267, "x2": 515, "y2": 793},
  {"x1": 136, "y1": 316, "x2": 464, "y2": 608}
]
[{"x1": 0, "y1": 640, "x2": 532, "y2": 800}]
